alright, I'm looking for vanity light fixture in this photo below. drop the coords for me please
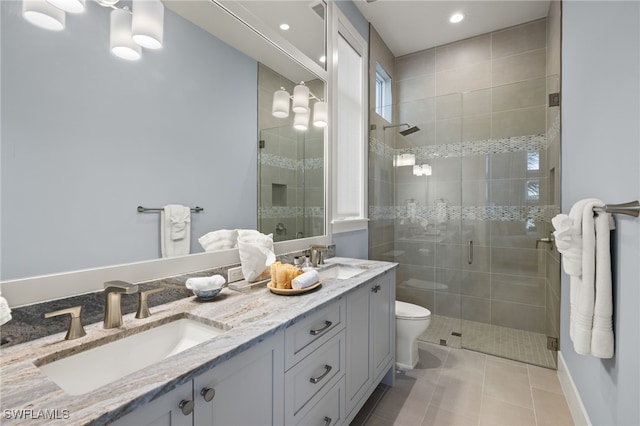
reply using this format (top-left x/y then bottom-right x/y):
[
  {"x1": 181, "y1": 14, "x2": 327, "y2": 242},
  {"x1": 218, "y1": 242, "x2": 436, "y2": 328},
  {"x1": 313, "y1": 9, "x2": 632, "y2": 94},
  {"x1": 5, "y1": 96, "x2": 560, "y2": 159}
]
[
  {"x1": 272, "y1": 82, "x2": 328, "y2": 130},
  {"x1": 394, "y1": 153, "x2": 416, "y2": 167},
  {"x1": 21, "y1": 0, "x2": 164, "y2": 61},
  {"x1": 413, "y1": 164, "x2": 432, "y2": 176}
]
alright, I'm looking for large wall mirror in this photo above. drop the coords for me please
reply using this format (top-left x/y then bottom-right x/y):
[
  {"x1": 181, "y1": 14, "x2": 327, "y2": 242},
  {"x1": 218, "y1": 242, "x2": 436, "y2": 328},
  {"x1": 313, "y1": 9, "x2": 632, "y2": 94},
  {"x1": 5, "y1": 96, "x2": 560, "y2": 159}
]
[{"x1": 1, "y1": 0, "x2": 327, "y2": 282}]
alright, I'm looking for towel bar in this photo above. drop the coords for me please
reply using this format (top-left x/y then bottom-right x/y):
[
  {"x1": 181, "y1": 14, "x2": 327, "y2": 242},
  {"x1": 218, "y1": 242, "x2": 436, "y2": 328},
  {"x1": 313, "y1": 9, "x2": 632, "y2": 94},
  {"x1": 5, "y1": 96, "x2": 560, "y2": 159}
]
[
  {"x1": 593, "y1": 200, "x2": 639, "y2": 217},
  {"x1": 137, "y1": 206, "x2": 204, "y2": 213}
]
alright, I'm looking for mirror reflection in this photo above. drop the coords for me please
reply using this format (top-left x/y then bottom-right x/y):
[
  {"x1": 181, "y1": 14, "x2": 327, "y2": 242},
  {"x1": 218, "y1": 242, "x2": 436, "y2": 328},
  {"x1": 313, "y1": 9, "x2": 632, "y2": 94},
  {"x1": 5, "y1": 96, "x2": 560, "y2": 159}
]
[{"x1": 1, "y1": 0, "x2": 326, "y2": 280}]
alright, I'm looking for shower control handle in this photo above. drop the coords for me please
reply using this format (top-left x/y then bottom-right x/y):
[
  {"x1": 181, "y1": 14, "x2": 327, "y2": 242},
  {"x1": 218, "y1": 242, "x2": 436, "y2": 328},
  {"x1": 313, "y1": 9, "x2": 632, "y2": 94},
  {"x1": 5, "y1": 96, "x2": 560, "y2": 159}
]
[{"x1": 468, "y1": 240, "x2": 474, "y2": 265}]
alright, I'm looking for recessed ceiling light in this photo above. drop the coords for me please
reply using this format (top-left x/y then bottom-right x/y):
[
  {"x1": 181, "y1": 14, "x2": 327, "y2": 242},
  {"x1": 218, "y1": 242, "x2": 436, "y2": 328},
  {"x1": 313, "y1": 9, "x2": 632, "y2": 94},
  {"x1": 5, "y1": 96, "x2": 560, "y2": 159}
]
[
  {"x1": 319, "y1": 55, "x2": 326, "y2": 63},
  {"x1": 279, "y1": 23, "x2": 290, "y2": 31},
  {"x1": 449, "y1": 13, "x2": 464, "y2": 24}
]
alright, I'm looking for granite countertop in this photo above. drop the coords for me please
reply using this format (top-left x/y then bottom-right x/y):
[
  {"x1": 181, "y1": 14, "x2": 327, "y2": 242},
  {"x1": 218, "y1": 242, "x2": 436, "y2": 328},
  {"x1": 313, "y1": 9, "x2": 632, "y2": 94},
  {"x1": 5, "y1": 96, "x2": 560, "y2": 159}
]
[{"x1": 0, "y1": 258, "x2": 397, "y2": 425}]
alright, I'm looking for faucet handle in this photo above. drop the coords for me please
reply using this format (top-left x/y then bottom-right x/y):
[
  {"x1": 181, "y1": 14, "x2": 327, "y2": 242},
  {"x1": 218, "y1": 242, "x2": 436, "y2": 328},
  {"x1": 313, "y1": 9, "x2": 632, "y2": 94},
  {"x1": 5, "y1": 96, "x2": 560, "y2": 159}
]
[
  {"x1": 44, "y1": 306, "x2": 87, "y2": 340},
  {"x1": 104, "y1": 280, "x2": 139, "y2": 294},
  {"x1": 136, "y1": 288, "x2": 165, "y2": 319}
]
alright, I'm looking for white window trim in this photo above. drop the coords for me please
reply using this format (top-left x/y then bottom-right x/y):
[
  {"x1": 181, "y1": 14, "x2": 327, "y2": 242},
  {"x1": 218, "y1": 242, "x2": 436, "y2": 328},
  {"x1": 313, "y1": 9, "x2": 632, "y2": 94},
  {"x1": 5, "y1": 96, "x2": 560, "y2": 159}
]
[{"x1": 329, "y1": 6, "x2": 369, "y2": 235}]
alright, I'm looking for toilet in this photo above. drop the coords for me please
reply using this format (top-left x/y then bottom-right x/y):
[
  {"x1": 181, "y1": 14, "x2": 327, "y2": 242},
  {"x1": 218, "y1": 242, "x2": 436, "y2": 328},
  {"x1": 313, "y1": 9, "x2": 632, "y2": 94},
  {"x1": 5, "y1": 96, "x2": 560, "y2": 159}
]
[{"x1": 395, "y1": 300, "x2": 431, "y2": 370}]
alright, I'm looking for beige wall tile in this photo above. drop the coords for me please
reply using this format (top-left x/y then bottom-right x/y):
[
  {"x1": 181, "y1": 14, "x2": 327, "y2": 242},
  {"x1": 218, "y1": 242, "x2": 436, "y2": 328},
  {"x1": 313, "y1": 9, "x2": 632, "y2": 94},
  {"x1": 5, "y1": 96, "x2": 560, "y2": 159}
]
[
  {"x1": 396, "y1": 48, "x2": 436, "y2": 80},
  {"x1": 479, "y1": 396, "x2": 536, "y2": 426},
  {"x1": 397, "y1": 73, "x2": 436, "y2": 103},
  {"x1": 436, "y1": 34, "x2": 491, "y2": 72},
  {"x1": 463, "y1": 89, "x2": 491, "y2": 116},
  {"x1": 492, "y1": 49, "x2": 546, "y2": 86},
  {"x1": 491, "y1": 300, "x2": 545, "y2": 333},
  {"x1": 492, "y1": 78, "x2": 547, "y2": 112},
  {"x1": 462, "y1": 113, "x2": 491, "y2": 142},
  {"x1": 461, "y1": 295, "x2": 491, "y2": 323},
  {"x1": 490, "y1": 247, "x2": 542, "y2": 277},
  {"x1": 492, "y1": 19, "x2": 547, "y2": 59},
  {"x1": 436, "y1": 117, "x2": 462, "y2": 144},
  {"x1": 491, "y1": 273, "x2": 545, "y2": 306},
  {"x1": 546, "y1": 2, "x2": 562, "y2": 76},
  {"x1": 492, "y1": 106, "x2": 546, "y2": 138},
  {"x1": 437, "y1": 94, "x2": 462, "y2": 119},
  {"x1": 397, "y1": 97, "x2": 436, "y2": 126},
  {"x1": 436, "y1": 61, "x2": 492, "y2": 96}
]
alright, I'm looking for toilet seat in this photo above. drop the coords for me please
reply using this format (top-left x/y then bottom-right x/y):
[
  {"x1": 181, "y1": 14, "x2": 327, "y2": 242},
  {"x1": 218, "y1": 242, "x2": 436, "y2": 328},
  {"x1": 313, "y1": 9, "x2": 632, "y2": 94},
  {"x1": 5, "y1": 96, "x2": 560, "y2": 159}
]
[{"x1": 395, "y1": 300, "x2": 431, "y2": 320}]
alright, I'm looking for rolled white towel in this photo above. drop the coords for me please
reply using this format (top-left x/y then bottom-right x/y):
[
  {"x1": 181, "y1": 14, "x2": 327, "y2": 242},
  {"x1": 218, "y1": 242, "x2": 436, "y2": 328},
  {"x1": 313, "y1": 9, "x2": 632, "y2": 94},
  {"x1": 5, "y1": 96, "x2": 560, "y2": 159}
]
[
  {"x1": 185, "y1": 275, "x2": 226, "y2": 291},
  {"x1": 291, "y1": 270, "x2": 320, "y2": 290},
  {"x1": 0, "y1": 288, "x2": 11, "y2": 326}
]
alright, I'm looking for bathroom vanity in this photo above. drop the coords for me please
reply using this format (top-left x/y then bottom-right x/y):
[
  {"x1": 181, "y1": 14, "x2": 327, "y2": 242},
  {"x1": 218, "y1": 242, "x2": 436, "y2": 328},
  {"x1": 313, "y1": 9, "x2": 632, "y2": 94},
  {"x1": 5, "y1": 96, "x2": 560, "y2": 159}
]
[{"x1": 0, "y1": 258, "x2": 396, "y2": 425}]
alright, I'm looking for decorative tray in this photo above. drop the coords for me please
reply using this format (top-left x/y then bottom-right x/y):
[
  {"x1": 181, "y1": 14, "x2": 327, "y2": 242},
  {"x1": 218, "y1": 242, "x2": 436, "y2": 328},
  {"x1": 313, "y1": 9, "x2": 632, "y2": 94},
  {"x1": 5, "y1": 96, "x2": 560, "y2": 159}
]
[{"x1": 267, "y1": 280, "x2": 322, "y2": 295}]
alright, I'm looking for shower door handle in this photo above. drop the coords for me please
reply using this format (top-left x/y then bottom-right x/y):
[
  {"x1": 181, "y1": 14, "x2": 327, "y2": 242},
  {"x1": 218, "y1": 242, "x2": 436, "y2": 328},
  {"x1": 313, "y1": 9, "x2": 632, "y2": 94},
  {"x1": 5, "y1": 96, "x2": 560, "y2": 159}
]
[{"x1": 468, "y1": 240, "x2": 473, "y2": 265}]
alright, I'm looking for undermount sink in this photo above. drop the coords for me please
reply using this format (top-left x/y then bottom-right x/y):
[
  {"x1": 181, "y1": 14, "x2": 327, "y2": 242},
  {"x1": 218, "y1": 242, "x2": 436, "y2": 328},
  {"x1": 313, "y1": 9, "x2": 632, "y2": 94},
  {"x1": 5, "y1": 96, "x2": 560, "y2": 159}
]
[
  {"x1": 316, "y1": 264, "x2": 365, "y2": 280},
  {"x1": 37, "y1": 318, "x2": 227, "y2": 395}
]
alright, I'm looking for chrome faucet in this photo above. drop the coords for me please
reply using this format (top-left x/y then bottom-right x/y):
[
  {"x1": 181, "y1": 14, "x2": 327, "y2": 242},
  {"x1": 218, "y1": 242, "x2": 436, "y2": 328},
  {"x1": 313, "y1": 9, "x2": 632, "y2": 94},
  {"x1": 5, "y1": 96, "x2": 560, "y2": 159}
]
[
  {"x1": 103, "y1": 280, "x2": 139, "y2": 329},
  {"x1": 309, "y1": 245, "x2": 329, "y2": 267}
]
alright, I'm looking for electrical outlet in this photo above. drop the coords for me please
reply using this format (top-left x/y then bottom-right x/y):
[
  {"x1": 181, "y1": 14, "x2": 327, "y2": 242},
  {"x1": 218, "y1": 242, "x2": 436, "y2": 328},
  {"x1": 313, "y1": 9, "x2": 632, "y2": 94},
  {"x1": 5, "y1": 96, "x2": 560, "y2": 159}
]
[{"x1": 227, "y1": 266, "x2": 244, "y2": 283}]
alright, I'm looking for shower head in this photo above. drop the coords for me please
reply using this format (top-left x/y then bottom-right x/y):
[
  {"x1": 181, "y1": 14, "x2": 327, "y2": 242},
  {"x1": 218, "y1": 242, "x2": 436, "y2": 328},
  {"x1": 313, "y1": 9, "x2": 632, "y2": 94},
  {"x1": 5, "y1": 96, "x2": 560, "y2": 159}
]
[
  {"x1": 399, "y1": 125, "x2": 420, "y2": 136},
  {"x1": 383, "y1": 123, "x2": 421, "y2": 136}
]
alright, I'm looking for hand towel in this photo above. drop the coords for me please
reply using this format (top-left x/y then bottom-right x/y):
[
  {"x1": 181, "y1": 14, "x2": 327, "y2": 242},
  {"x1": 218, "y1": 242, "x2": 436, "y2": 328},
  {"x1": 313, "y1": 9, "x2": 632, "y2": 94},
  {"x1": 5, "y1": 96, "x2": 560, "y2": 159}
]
[
  {"x1": 291, "y1": 270, "x2": 320, "y2": 290},
  {"x1": 185, "y1": 275, "x2": 226, "y2": 291},
  {"x1": 198, "y1": 229, "x2": 238, "y2": 252},
  {"x1": 591, "y1": 211, "x2": 614, "y2": 358},
  {"x1": 161, "y1": 205, "x2": 191, "y2": 258},
  {"x1": 237, "y1": 230, "x2": 276, "y2": 282},
  {"x1": 0, "y1": 288, "x2": 11, "y2": 326}
]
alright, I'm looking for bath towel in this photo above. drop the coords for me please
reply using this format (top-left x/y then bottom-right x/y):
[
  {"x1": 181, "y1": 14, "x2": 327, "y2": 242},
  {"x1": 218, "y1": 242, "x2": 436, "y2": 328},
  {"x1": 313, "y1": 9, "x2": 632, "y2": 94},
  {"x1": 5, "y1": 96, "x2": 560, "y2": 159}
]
[
  {"x1": 161, "y1": 205, "x2": 191, "y2": 258},
  {"x1": 0, "y1": 288, "x2": 11, "y2": 326},
  {"x1": 198, "y1": 229, "x2": 238, "y2": 252},
  {"x1": 553, "y1": 199, "x2": 614, "y2": 358}
]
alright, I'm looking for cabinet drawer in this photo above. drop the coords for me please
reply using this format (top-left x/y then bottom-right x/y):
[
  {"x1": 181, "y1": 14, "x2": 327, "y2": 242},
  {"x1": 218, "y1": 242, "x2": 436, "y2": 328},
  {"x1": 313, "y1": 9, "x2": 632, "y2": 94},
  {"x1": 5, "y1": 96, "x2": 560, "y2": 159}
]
[
  {"x1": 285, "y1": 298, "x2": 345, "y2": 370},
  {"x1": 296, "y1": 376, "x2": 345, "y2": 426},
  {"x1": 285, "y1": 330, "x2": 345, "y2": 422}
]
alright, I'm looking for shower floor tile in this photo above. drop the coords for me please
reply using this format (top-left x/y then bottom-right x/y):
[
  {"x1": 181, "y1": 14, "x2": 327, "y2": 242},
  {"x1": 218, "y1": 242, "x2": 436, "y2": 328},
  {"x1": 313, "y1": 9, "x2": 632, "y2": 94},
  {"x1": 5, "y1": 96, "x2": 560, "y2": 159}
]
[{"x1": 419, "y1": 314, "x2": 557, "y2": 369}]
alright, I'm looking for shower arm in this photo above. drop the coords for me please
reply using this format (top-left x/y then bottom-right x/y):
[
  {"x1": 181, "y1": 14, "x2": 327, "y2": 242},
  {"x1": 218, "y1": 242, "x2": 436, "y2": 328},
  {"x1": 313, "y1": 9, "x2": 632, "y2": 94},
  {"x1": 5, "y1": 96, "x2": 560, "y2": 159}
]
[{"x1": 383, "y1": 123, "x2": 410, "y2": 130}]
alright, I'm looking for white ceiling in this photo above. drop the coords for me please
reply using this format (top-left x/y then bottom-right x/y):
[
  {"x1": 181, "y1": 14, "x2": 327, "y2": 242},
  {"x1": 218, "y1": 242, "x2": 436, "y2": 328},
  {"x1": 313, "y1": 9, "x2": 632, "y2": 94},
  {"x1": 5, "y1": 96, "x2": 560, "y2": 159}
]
[{"x1": 353, "y1": 0, "x2": 551, "y2": 57}]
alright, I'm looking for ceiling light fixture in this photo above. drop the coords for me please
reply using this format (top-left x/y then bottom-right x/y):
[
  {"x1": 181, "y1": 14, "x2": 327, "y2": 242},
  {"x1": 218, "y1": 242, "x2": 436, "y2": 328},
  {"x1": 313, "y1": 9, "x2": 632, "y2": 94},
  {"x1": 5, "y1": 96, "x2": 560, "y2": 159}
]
[
  {"x1": 449, "y1": 12, "x2": 464, "y2": 23},
  {"x1": 279, "y1": 23, "x2": 290, "y2": 30},
  {"x1": 21, "y1": 0, "x2": 164, "y2": 61},
  {"x1": 272, "y1": 82, "x2": 328, "y2": 130}
]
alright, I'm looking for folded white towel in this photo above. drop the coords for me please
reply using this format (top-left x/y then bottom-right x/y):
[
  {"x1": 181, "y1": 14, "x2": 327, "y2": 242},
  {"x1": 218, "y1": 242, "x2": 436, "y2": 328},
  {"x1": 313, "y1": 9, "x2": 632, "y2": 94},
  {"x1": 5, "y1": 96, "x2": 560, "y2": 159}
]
[
  {"x1": 591, "y1": 210, "x2": 614, "y2": 358},
  {"x1": 292, "y1": 270, "x2": 320, "y2": 290},
  {"x1": 185, "y1": 275, "x2": 226, "y2": 291},
  {"x1": 237, "y1": 231, "x2": 276, "y2": 282},
  {"x1": 0, "y1": 288, "x2": 11, "y2": 326},
  {"x1": 161, "y1": 205, "x2": 191, "y2": 258},
  {"x1": 198, "y1": 229, "x2": 238, "y2": 252}
]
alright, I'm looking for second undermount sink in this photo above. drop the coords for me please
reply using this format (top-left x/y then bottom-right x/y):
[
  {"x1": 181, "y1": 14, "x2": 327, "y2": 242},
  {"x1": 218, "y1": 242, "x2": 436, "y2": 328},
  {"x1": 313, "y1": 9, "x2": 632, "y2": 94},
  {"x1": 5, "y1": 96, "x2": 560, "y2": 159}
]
[
  {"x1": 316, "y1": 263, "x2": 365, "y2": 281},
  {"x1": 37, "y1": 318, "x2": 228, "y2": 395}
]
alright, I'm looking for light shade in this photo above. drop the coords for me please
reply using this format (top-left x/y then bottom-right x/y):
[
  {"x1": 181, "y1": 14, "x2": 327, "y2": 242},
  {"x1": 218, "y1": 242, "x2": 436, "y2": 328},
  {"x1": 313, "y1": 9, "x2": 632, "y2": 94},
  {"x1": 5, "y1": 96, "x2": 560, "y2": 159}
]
[
  {"x1": 313, "y1": 101, "x2": 328, "y2": 128},
  {"x1": 292, "y1": 84, "x2": 310, "y2": 114},
  {"x1": 413, "y1": 164, "x2": 432, "y2": 176},
  {"x1": 22, "y1": 0, "x2": 66, "y2": 31},
  {"x1": 132, "y1": 0, "x2": 164, "y2": 49},
  {"x1": 394, "y1": 153, "x2": 415, "y2": 167},
  {"x1": 272, "y1": 89, "x2": 290, "y2": 118},
  {"x1": 46, "y1": 0, "x2": 85, "y2": 14},
  {"x1": 110, "y1": 9, "x2": 142, "y2": 61},
  {"x1": 294, "y1": 111, "x2": 309, "y2": 131}
]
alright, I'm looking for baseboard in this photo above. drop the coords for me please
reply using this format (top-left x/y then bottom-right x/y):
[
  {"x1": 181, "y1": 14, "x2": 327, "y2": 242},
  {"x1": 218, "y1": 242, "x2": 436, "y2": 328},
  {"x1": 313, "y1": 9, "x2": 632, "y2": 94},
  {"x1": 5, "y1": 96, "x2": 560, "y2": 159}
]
[{"x1": 557, "y1": 351, "x2": 592, "y2": 426}]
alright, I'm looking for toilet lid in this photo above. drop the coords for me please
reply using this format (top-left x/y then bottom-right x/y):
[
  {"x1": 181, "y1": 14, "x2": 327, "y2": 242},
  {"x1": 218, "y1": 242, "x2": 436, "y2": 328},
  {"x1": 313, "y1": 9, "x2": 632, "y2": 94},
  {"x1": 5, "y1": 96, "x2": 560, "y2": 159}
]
[{"x1": 395, "y1": 300, "x2": 431, "y2": 320}]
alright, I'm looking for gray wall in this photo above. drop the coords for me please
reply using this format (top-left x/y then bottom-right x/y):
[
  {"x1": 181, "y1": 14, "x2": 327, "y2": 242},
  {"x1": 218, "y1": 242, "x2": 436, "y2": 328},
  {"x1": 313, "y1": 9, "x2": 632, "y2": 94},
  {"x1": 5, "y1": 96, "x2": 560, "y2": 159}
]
[
  {"x1": 562, "y1": 2, "x2": 639, "y2": 425},
  {"x1": 1, "y1": 2, "x2": 258, "y2": 279}
]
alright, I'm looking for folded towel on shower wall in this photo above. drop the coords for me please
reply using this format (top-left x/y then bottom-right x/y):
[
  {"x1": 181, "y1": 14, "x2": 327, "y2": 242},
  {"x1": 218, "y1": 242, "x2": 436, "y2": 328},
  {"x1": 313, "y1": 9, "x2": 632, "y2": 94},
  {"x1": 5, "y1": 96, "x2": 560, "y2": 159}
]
[
  {"x1": 161, "y1": 205, "x2": 191, "y2": 258},
  {"x1": 552, "y1": 198, "x2": 615, "y2": 358}
]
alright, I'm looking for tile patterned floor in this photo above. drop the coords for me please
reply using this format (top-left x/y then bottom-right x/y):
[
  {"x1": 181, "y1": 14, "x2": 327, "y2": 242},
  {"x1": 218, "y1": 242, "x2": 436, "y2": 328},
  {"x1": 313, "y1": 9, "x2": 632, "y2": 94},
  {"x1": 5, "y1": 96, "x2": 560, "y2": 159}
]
[
  {"x1": 350, "y1": 342, "x2": 574, "y2": 426},
  {"x1": 419, "y1": 315, "x2": 557, "y2": 369}
]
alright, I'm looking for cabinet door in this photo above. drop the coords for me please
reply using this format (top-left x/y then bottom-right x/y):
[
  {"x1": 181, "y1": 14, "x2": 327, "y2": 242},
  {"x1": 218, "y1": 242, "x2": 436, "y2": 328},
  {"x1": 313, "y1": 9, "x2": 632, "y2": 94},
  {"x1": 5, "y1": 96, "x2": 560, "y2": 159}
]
[
  {"x1": 371, "y1": 272, "x2": 394, "y2": 381},
  {"x1": 345, "y1": 284, "x2": 372, "y2": 416},
  {"x1": 194, "y1": 333, "x2": 284, "y2": 426},
  {"x1": 110, "y1": 381, "x2": 193, "y2": 426}
]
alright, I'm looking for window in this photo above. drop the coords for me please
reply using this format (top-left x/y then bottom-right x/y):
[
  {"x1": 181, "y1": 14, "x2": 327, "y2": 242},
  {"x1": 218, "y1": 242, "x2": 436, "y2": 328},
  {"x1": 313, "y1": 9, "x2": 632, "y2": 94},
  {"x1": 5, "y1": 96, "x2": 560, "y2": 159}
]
[{"x1": 375, "y1": 62, "x2": 392, "y2": 122}]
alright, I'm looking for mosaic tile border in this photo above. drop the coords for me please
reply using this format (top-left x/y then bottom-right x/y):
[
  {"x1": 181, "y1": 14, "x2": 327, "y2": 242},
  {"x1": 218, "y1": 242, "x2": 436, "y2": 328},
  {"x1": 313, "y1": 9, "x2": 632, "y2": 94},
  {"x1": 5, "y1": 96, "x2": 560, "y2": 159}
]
[
  {"x1": 370, "y1": 133, "x2": 548, "y2": 160},
  {"x1": 259, "y1": 206, "x2": 324, "y2": 219},
  {"x1": 369, "y1": 205, "x2": 560, "y2": 222},
  {"x1": 259, "y1": 153, "x2": 323, "y2": 170}
]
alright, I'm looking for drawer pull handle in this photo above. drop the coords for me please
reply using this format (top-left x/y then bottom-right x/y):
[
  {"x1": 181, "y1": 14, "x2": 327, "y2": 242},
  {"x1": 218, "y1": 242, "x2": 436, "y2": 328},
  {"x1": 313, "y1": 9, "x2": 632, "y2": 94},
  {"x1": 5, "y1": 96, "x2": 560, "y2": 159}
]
[
  {"x1": 310, "y1": 364, "x2": 332, "y2": 384},
  {"x1": 309, "y1": 320, "x2": 332, "y2": 336},
  {"x1": 200, "y1": 387, "x2": 216, "y2": 402},
  {"x1": 178, "y1": 399, "x2": 194, "y2": 416},
  {"x1": 323, "y1": 416, "x2": 332, "y2": 426}
]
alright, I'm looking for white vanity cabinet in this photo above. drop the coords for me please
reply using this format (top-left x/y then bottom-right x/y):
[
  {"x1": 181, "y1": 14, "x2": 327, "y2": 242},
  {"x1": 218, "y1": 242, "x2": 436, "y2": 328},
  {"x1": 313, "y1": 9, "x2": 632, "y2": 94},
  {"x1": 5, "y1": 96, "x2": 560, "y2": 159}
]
[
  {"x1": 345, "y1": 271, "x2": 395, "y2": 423},
  {"x1": 112, "y1": 334, "x2": 284, "y2": 426}
]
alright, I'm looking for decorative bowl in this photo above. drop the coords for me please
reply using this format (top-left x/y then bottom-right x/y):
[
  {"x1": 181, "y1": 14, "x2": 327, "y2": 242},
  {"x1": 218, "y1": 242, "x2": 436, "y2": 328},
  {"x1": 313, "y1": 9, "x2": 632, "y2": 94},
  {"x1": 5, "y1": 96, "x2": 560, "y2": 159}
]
[{"x1": 193, "y1": 288, "x2": 222, "y2": 301}]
